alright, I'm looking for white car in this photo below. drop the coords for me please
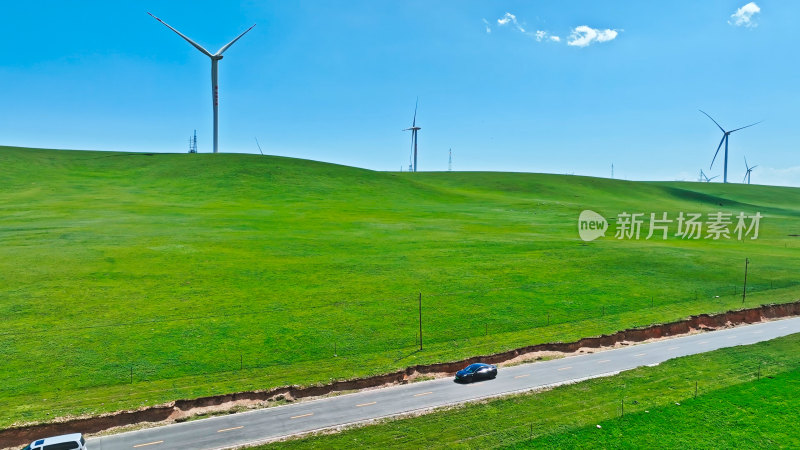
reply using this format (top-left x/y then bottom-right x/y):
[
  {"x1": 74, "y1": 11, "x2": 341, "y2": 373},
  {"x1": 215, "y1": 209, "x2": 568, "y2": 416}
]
[{"x1": 21, "y1": 433, "x2": 87, "y2": 450}]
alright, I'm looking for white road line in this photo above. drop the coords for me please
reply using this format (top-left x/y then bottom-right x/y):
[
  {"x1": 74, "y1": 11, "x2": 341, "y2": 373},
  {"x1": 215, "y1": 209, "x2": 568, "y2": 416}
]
[
  {"x1": 634, "y1": 353, "x2": 646, "y2": 357},
  {"x1": 598, "y1": 359, "x2": 611, "y2": 363},
  {"x1": 413, "y1": 391, "x2": 433, "y2": 397},
  {"x1": 514, "y1": 374, "x2": 530, "y2": 379},
  {"x1": 356, "y1": 401, "x2": 377, "y2": 407},
  {"x1": 780, "y1": 326, "x2": 789, "y2": 330},
  {"x1": 290, "y1": 413, "x2": 313, "y2": 419},
  {"x1": 217, "y1": 426, "x2": 244, "y2": 433},
  {"x1": 699, "y1": 341, "x2": 709, "y2": 345},
  {"x1": 753, "y1": 331, "x2": 763, "y2": 334},
  {"x1": 668, "y1": 347, "x2": 680, "y2": 350},
  {"x1": 557, "y1": 366, "x2": 571, "y2": 371},
  {"x1": 133, "y1": 442, "x2": 164, "y2": 448}
]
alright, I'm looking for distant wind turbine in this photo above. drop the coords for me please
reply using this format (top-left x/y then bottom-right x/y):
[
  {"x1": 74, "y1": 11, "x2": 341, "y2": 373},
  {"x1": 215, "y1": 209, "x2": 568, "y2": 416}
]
[
  {"x1": 404, "y1": 99, "x2": 421, "y2": 172},
  {"x1": 148, "y1": 12, "x2": 255, "y2": 154},
  {"x1": 699, "y1": 169, "x2": 718, "y2": 183},
  {"x1": 699, "y1": 110, "x2": 761, "y2": 183},
  {"x1": 743, "y1": 156, "x2": 758, "y2": 184}
]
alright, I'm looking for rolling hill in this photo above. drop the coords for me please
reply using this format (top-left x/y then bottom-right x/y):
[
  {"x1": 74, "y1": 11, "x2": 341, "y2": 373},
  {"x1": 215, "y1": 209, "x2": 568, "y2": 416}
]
[{"x1": 1, "y1": 145, "x2": 798, "y2": 427}]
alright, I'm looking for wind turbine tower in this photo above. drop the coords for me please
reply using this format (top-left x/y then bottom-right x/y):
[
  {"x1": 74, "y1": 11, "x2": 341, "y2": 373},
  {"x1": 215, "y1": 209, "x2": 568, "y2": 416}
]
[
  {"x1": 404, "y1": 99, "x2": 421, "y2": 172},
  {"x1": 699, "y1": 110, "x2": 760, "y2": 183},
  {"x1": 448, "y1": 148, "x2": 452, "y2": 171},
  {"x1": 149, "y1": 12, "x2": 255, "y2": 154}
]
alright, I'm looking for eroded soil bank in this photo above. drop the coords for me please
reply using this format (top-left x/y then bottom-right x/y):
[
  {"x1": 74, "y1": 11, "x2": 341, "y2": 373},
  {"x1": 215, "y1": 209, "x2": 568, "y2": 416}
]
[{"x1": 2, "y1": 300, "x2": 798, "y2": 448}]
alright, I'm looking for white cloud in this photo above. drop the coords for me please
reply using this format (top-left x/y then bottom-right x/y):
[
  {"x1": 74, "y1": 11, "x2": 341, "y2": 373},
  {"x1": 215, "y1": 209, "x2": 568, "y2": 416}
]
[
  {"x1": 482, "y1": 18, "x2": 491, "y2": 34},
  {"x1": 497, "y1": 12, "x2": 526, "y2": 33},
  {"x1": 729, "y1": 2, "x2": 761, "y2": 27},
  {"x1": 753, "y1": 166, "x2": 800, "y2": 188},
  {"x1": 532, "y1": 30, "x2": 561, "y2": 43},
  {"x1": 567, "y1": 25, "x2": 619, "y2": 47}
]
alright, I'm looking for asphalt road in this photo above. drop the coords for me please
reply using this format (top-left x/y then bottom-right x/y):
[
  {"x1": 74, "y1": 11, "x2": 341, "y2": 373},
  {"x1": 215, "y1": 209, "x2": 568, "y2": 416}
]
[{"x1": 91, "y1": 317, "x2": 800, "y2": 449}]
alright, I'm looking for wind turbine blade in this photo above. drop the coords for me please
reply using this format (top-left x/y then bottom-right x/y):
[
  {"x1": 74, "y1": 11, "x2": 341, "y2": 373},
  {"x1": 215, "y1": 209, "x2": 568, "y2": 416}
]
[
  {"x1": 699, "y1": 110, "x2": 725, "y2": 133},
  {"x1": 254, "y1": 137, "x2": 264, "y2": 155},
  {"x1": 744, "y1": 156, "x2": 748, "y2": 169},
  {"x1": 750, "y1": 165, "x2": 758, "y2": 170},
  {"x1": 730, "y1": 121, "x2": 762, "y2": 133},
  {"x1": 710, "y1": 176, "x2": 719, "y2": 181},
  {"x1": 215, "y1": 24, "x2": 257, "y2": 56},
  {"x1": 412, "y1": 97, "x2": 418, "y2": 127},
  {"x1": 710, "y1": 135, "x2": 726, "y2": 169},
  {"x1": 148, "y1": 12, "x2": 213, "y2": 57}
]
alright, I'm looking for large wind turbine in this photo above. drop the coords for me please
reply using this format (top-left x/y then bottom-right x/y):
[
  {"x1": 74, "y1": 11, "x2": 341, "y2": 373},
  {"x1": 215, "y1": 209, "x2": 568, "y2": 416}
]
[
  {"x1": 404, "y1": 99, "x2": 421, "y2": 172},
  {"x1": 148, "y1": 12, "x2": 255, "y2": 154},
  {"x1": 699, "y1": 110, "x2": 760, "y2": 183},
  {"x1": 743, "y1": 156, "x2": 758, "y2": 184}
]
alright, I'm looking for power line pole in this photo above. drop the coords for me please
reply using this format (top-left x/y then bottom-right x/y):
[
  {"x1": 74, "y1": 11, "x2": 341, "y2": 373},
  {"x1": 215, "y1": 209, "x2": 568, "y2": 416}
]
[{"x1": 742, "y1": 258, "x2": 750, "y2": 304}]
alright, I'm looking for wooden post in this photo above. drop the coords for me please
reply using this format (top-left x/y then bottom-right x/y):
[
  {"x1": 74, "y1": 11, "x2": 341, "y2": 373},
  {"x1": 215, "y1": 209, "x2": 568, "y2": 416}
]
[
  {"x1": 418, "y1": 293, "x2": 423, "y2": 351},
  {"x1": 742, "y1": 258, "x2": 749, "y2": 304}
]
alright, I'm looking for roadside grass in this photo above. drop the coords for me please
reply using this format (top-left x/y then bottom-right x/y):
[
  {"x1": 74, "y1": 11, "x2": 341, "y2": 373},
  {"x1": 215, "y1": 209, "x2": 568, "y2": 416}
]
[
  {"x1": 526, "y1": 368, "x2": 800, "y2": 449},
  {"x1": 267, "y1": 333, "x2": 800, "y2": 449},
  {"x1": 1, "y1": 146, "x2": 799, "y2": 428}
]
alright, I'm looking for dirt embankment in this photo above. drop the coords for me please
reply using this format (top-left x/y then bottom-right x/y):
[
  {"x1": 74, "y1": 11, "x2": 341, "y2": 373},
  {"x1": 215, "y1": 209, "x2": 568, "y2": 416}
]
[{"x1": 2, "y1": 300, "x2": 799, "y2": 448}]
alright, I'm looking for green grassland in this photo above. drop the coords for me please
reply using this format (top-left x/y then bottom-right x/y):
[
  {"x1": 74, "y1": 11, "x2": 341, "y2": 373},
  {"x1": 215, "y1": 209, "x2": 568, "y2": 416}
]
[
  {"x1": 268, "y1": 333, "x2": 800, "y2": 449},
  {"x1": 1, "y1": 146, "x2": 799, "y2": 428}
]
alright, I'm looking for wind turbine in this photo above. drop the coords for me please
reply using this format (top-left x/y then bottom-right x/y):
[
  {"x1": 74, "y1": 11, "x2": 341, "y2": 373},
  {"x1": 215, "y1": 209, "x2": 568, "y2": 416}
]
[
  {"x1": 148, "y1": 12, "x2": 255, "y2": 154},
  {"x1": 743, "y1": 157, "x2": 758, "y2": 184},
  {"x1": 404, "y1": 99, "x2": 421, "y2": 172},
  {"x1": 699, "y1": 169, "x2": 718, "y2": 183},
  {"x1": 699, "y1": 110, "x2": 761, "y2": 183}
]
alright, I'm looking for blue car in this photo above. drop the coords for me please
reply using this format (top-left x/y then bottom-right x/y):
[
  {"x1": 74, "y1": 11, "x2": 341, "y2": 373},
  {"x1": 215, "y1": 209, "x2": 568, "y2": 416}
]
[{"x1": 454, "y1": 363, "x2": 497, "y2": 383}]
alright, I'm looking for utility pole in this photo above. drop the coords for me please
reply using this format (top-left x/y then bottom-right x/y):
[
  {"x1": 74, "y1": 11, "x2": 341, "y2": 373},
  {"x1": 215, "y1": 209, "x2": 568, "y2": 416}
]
[
  {"x1": 418, "y1": 293, "x2": 423, "y2": 351},
  {"x1": 742, "y1": 258, "x2": 750, "y2": 304}
]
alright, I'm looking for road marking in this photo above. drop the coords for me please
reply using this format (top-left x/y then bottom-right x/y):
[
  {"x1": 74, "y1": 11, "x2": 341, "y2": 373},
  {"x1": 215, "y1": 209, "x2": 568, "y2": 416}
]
[
  {"x1": 414, "y1": 391, "x2": 433, "y2": 397},
  {"x1": 217, "y1": 426, "x2": 244, "y2": 433},
  {"x1": 290, "y1": 413, "x2": 313, "y2": 419},
  {"x1": 597, "y1": 359, "x2": 611, "y2": 363},
  {"x1": 634, "y1": 353, "x2": 646, "y2": 357},
  {"x1": 356, "y1": 401, "x2": 377, "y2": 407},
  {"x1": 727, "y1": 336, "x2": 737, "y2": 339},
  {"x1": 668, "y1": 347, "x2": 679, "y2": 350},
  {"x1": 699, "y1": 341, "x2": 709, "y2": 345},
  {"x1": 514, "y1": 374, "x2": 530, "y2": 379},
  {"x1": 753, "y1": 331, "x2": 763, "y2": 334},
  {"x1": 557, "y1": 366, "x2": 571, "y2": 371},
  {"x1": 133, "y1": 442, "x2": 164, "y2": 448},
  {"x1": 779, "y1": 326, "x2": 788, "y2": 330}
]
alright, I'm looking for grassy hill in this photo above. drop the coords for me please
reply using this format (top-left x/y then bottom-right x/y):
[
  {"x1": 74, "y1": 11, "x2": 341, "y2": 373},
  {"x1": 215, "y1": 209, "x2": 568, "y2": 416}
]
[{"x1": 1, "y1": 146, "x2": 799, "y2": 427}]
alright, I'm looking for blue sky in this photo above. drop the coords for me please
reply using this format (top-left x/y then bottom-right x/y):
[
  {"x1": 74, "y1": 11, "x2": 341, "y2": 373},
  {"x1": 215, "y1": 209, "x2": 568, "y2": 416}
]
[{"x1": 2, "y1": 1, "x2": 798, "y2": 185}]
